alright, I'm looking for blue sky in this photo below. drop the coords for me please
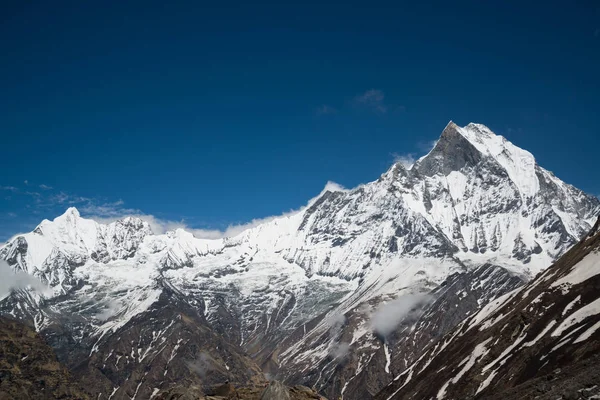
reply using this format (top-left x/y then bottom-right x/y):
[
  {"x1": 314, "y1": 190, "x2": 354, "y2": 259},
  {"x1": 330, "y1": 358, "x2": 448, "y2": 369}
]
[{"x1": 1, "y1": 1, "x2": 599, "y2": 241}]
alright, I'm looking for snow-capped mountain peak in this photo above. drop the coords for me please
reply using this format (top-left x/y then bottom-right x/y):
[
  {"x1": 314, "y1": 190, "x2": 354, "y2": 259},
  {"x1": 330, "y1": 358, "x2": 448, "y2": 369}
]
[
  {"x1": 4, "y1": 123, "x2": 597, "y2": 284},
  {"x1": 413, "y1": 121, "x2": 538, "y2": 196},
  {"x1": 0, "y1": 122, "x2": 597, "y2": 400},
  {"x1": 459, "y1": 122, "x2": 539, "y2": 197}
]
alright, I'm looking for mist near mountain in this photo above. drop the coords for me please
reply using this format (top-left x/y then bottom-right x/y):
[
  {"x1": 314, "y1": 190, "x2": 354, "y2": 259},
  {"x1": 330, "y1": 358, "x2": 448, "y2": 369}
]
[
  {"x1": 371, "y1": 294, "x2": 430, "y2": 338},
  {"x1": 0, "y1": 260, "x2": 48, "y2": 298},
  {"x1": 376, "y1": 219, "x2": 600, "y2": 399}
]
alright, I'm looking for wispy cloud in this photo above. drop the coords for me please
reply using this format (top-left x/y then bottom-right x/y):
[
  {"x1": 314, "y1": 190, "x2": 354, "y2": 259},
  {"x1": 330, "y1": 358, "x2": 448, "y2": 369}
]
[
  {"x1": 354, "y1": 89, "x2": 388, "y2": 113},
  {"x1": 1, "y1": 185, "x2": 40, "y2": 198},
  {"x1": 316, "y1": 104, "x2": 337, "y2": 115},
  {"x1": 0, "y1": 178, "x2": 350, "y2": 242},
  {"x1": 48, "y1": 192, "x2": 70, "y2": 205},
  {"x1": 5, "y1": 181, "x2": 347, "y2": 240},
  {"x1": 391, "y1": 152, "x2": 416, "y2": 168},
  {"x1": 0, "y1": 260, "x2": 50, "y2": 299},
  {"x1": 39, "y1": 184, "x2": 53, "y2": 190},
  {"x1": 90, "y1": 202, "x2": 305, "y2": 239},
  {"x1": 80, "y1": 206, "x2": 270, "y2": 239},
  {"x1": 79, "y1": 200, "x2": 140, "y2": 218},
  {"x1": 390, "y1": 139, "x2": 438, "y2": 169},
  {"x1": 85, "y1": 182, "x2": 348, "y2": 239},
  {"x1": 371, "y1": 294, "x2": 430, "y2": 338},
  {"x1": 317, "y1": 88, "x2": 404, "y2": 116},
  {"x1": 190, "y1": 211, "x2": 297, "y2": 239}
]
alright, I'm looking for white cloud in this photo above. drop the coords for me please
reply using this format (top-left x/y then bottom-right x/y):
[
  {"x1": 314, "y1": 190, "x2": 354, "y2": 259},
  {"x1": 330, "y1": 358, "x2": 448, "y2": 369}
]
[
  {"x1": 371, "y1": 294, "x2": 430, "y2": 338},
  {"x1": 322, "y1": 181, "x2": 347, "y2": 193},
  {"x1": 50, "y1": 192, "x2": 70, "y2": 204},
  {"x1": 86, "y1": 213, "x2": 183, "y2": 235},
  {"x1": 354, "y1": 89, "x2": 388, "y2": 113},
  {"x1": 84, "y1": 181, "x2": 348, "y2": 239},
  {"x1": 94, "y1": 298, "x2": 122, "y2": 321},
  {"x1": 390, "y1": 139, "x2": 439, "y2": 170},
  {"x1": 392, "y1": 152, "x2": 416, "y2": 168},
  {"x1": 79, "y1": 200, "x2": 138, "y2": 218},
  {"x1": 2, "y1": 180, "x2": 349, "y2": 242},
  {"x1": 90, "y1": 211, "x2": 296, "y2": 239},
  {"x1": 39, "y1": 184, "x2": 53, "y2": 190},
  {"x1": 0, "y1": 260, "x2": 49, "y2": 299},
  {"x1": 329, "y1": 342, "x2": 350, "y2": 360}
]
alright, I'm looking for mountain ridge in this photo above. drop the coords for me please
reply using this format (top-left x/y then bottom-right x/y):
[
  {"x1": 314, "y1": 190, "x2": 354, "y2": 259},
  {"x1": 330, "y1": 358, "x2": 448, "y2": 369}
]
[{"x1": 1, "y1": 122, "x2": 598, "y2": 399}]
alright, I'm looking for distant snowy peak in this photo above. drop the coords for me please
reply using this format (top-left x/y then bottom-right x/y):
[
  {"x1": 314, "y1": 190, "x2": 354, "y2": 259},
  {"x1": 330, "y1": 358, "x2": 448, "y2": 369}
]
[{"x1": 0, "y1": 208, "x2": 153, "y2": 290}]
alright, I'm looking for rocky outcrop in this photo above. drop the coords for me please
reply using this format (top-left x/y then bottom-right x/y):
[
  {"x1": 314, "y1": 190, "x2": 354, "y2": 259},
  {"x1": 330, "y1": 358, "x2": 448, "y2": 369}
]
[
  {"x1": 155, "y1": 381, "x2": 326, "y2": 400},
  {"x1": 66, "y1": 284, "x2": 265, "y2": 400},
  {"x1": 260, "y1": 380, "x2": 291, "y2": 400},
  {"x1": 0, "y1": 317, "x2": 90, "y2": 400},
  {"x1": 376, "y1": 217, "x2": 600, "y2": 400},
  {"x1": 277, "y1": 263, "x2": 525, "y2": 400}
]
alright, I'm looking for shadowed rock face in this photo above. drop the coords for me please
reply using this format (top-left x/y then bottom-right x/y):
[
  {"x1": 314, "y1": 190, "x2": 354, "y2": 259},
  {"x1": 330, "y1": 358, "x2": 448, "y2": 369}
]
[
  {"x1": 415, "y1": 121, "x2": 484, "y2": 176},
  {"x1": 375, "y1": 218, "x2": 600, "y2": 400},
  {"x1": 277, "y1": 263, "x2": 525, "y2": 400},
  {"x1": 0, "y1": 317, "x2": 90, "y2": 400},
  {"x1": 155, "y1": 381, "x2": 326, "y2": 400},
  {"x1": 67, "y1": 284, "x2": 265, "y2": 400},
  {"x1": 261, "y1": 380, "x2": 291, "y2": 400}
]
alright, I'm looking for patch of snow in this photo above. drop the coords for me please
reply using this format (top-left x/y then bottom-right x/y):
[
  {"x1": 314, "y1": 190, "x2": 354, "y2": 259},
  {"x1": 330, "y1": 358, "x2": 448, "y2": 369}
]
[
  {"x1": 562, "y1": 295, "x2": 581, "y2": 317},
  {"x1": 574, "y1": 320, "x2": 600, "y2": 344},
  {"x1": 523, "y1": 320, "x2": 557, "y2": 347},
  {"x1": 552, "y1": 298, "x2": 600, "y2": 337},
  {"x1": 437, "y1": 338, "x2": 492, "y2": 399},
  {"x1": 150, "y1": 388, "x2": 160, "y2": 399},
  {"x1": 551, "y1": 251, "x2": 600, "y2": 289},
  {"x1": 384, "y1": 342, "x2": 391, "y2": 374}
]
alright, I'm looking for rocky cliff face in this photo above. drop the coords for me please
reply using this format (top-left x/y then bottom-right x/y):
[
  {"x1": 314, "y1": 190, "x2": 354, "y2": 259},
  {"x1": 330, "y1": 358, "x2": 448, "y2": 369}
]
[
  {"x1": 0, "y1": 316, "x2": 90, "y2": 399},
  {"x1": 0, "y1": 122, "x2": 597, "y2": 399},
  {"x1": 376, "y1": 219, "x2": 600, "y2": 400}
]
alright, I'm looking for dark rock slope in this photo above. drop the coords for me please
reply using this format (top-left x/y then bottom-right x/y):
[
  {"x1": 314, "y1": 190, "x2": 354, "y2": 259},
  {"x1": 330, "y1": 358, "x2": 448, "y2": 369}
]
[
  {"x1": 0, "y1": 316, "x2": 90, "y2": 400},
  {"x1": 67, "y1": 283, "x2": 266, "y2": 400},
  {"x1": 277, "y1": 263, "x2": 525, "y2": 400},
  {"x1": 376, "y1": 218, "x2": 600, "y2": 400}
]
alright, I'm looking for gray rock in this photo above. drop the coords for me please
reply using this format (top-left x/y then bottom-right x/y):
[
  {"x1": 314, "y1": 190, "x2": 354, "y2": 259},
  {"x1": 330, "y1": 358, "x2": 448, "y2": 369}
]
[{"x1": 261, "y1": 380, "x2": 291, "y2": 400}]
